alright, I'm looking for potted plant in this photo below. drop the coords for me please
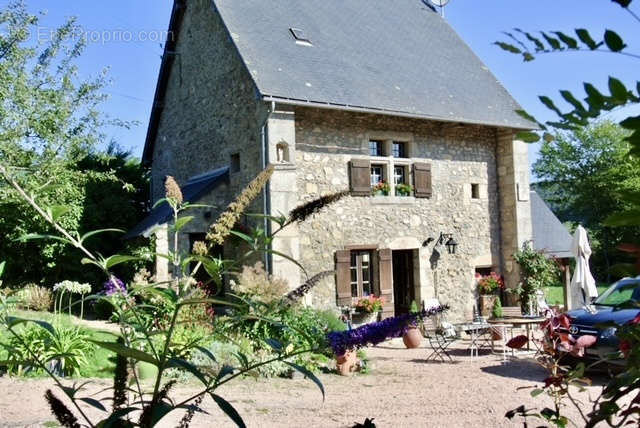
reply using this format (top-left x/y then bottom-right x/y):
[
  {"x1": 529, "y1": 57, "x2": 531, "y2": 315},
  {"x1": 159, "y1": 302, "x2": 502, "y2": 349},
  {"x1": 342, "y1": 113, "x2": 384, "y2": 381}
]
[
  {"x1": 353, "y1": 295, "x2": 384, "y2": 325},
  {"x1": 491, "y1": 297, "x2": 505, "y2": 340},
  {"x1": 395, "y1": 183, "x2": 413, "y2": 197},
  {"x1": 476, "y1": 272, "x2": 504, "y2": 317},
  {"x1": 402, "y1": 300, "x2": 423, "y2": 348},
  {"x1": 371, "y1": 180, "x2": 390, "y2": 196},
  {"x1": 335, "y1": 350, "x2": 357, "y2": 376}
]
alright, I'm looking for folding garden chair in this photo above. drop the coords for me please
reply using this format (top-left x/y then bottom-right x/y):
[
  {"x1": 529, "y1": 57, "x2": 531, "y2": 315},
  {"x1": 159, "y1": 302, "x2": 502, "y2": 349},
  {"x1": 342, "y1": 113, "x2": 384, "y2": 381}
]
[{"x1": 423, "y1": 318, "x2": 458, "y2": 362}]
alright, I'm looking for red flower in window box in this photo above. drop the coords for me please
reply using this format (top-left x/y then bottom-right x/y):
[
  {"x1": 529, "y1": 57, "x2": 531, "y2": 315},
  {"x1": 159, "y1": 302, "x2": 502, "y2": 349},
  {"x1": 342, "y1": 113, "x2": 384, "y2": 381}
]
[{"x1": 355, "y1": 295, "x2": 385, "y2": 313}]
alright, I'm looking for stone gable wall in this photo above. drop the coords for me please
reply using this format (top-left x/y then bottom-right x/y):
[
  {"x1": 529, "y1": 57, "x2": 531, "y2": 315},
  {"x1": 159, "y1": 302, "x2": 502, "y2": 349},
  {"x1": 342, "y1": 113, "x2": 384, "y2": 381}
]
[
  {"x1": 293, "y1": 107, "x2": 503, "y2": 321},
  {"x1": 149, "y1": 1, "x2": 270, "y2": 258}
]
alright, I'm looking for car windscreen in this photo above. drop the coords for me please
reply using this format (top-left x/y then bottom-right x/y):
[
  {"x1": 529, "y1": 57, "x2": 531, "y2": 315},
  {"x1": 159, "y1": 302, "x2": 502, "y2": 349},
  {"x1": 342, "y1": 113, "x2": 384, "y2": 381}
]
[{"x1": 595, "y1": 281, "x2": 639, "y2": 306}]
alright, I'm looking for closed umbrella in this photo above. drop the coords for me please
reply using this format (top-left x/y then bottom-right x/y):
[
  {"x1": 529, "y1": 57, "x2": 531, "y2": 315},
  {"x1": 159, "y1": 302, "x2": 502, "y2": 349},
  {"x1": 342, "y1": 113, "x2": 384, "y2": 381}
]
[{"x1": 570, "y1": 225, "x2": 597, "y2": 308}]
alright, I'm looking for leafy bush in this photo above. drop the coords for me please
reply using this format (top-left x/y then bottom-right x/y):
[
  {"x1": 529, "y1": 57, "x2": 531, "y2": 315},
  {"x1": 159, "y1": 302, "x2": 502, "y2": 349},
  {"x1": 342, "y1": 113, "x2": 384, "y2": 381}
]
[
  {"x1": 1, "y1": 324, "x2": 93, "y2": 377},
  {"x1": 15, "y1": 284, "x2": 53, "y2": 311},
  {"x1": 513, "y1": 242, "x2": 560, "y2": 312}
]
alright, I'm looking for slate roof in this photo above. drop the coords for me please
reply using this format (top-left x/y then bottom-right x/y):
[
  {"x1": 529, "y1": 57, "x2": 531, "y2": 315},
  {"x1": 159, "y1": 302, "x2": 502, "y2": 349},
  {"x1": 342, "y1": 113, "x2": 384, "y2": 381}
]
[
  {"x1": 125, "y1": 167, "x2": 229, "y2": 239},
  {"x1": 214, "y1": 0, "x2": 533, "y2": 128},
  {"x1": 530, "y1": 191, "x2": 573, "y2": 259},
  {"x1": 143, "y1": 0, "x2": 534, "y2": 164}
]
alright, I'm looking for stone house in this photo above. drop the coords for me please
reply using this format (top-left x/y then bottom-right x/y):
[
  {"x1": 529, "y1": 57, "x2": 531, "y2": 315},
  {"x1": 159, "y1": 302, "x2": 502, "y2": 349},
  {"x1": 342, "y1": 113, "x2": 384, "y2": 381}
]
[{"x1": 132, "y1": 0, "x2": 535, "y2": 321}]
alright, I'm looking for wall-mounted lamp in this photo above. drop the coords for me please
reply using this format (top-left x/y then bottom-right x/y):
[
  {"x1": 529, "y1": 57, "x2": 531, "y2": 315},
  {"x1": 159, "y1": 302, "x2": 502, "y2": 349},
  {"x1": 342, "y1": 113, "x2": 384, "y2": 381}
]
[{"x1": 423, "y1": 232, "x2": 458, "y2": 255}]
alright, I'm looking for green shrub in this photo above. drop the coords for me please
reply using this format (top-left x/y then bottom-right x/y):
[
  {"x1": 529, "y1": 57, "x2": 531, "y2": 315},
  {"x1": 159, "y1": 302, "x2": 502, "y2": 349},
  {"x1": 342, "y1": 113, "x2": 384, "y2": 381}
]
[
  {"x1": 492, "y1": 298, "x2": 503, "y2": 319},
  {"x1": 0, "y1": 324, "x2": 93, "y2": 377},
  {"x1": 15, "y1": 284, "x2": 53, "y2": 311}
]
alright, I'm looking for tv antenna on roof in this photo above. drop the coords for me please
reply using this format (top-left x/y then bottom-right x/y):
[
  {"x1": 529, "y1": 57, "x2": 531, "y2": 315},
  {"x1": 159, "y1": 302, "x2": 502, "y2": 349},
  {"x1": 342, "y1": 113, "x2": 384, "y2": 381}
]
[{"x1": 431, "y1": 0, "x2": 450, "y2": 17}]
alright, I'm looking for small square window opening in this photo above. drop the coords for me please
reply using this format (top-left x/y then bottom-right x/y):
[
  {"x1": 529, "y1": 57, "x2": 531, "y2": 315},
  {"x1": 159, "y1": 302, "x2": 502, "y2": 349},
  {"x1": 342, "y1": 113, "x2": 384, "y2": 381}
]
[
  {"x1": 392, "y1": 141, "x2": 407, "y2": 158},
  {"x1": 471, "y1": 183, "x2": 480, "y2": 199},
  {"x1": 369, "y1": 140, "x2": 383, "y2": 157},
  {"x1": 230, "y1": 153, "x2": 241, "y2": 173}
]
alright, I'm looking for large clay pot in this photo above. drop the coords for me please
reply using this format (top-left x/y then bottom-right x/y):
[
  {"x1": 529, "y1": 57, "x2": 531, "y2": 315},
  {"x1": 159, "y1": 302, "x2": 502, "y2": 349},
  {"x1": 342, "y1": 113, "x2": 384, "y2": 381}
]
[
  {"x1": 402, "y1": 326, "x2": 423, "y2": 348},
  {"x1": 479, "y1": 294, "x2": 497, "y2": 317},
  {"x1": 336, "y1": 351, "x2": 357, "y2": 376}
]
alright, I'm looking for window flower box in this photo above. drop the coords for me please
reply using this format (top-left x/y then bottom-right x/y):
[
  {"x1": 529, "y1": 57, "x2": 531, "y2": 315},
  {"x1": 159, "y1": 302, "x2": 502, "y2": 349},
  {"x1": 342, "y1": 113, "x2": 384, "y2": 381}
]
[
  {"x1": 395, "y1": 183, "x2": 413, "y2": 197},
  {"x1": 371, "y1": 180, "x2": 390, "y2": 196}
]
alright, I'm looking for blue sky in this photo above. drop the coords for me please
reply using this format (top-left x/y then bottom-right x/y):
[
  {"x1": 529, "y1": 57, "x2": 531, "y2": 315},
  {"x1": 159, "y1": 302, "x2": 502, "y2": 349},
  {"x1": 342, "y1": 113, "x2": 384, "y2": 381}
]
[{"x1": 16, "y1": 0, "x2": 640, "y2": 171}]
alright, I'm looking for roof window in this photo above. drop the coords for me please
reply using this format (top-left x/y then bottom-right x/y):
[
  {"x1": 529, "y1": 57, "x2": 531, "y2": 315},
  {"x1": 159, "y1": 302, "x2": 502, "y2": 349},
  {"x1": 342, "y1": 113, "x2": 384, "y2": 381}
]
[{"x1": 289, "y1": 28, "x2": 312, "y2": 46}]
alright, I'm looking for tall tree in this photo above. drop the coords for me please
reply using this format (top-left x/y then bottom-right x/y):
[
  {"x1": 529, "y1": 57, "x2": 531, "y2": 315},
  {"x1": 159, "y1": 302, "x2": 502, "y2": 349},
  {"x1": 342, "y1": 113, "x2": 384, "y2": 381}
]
[
  {"x1": 0, "y1": 1, "x2": 149, "y2": 287},
  {"x1": 533, "y1": 121, "x2": 640, "y2": 281}
]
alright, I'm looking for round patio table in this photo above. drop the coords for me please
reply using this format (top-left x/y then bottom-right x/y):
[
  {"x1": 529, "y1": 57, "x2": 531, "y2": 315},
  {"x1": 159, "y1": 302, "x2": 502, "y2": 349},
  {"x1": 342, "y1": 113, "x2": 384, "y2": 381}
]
[{"x1": 489, "y1": 317, "x2": 546, "y2": 351}]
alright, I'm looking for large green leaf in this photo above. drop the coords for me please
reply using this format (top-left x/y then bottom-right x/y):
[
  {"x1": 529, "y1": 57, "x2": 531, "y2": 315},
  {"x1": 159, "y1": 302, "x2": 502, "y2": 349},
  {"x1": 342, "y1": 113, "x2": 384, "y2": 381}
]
[
  {"x1": 78, "y1": 397, "x2": 107, "y2": 412},
  {"x1": 553, "y1": 32, "x2": 578, "y2": 49},
  {"x1": 0, "y1": 261, "x2": 5, "y2": 278},
  {"x1": 575, "y1": 28, "x2": 599, "y2": 50},
  {"x1": 6, "y1": 317, "x2": 55, "y2": 335},
  {"x1": 96, "y1": 407, "x2": 138, "y2": 428},
  {"x1": 48, "y1": 205, "x2": 71, "y2": 221},
  {"x1": 515, "y1": 131, "x2": 541, "y2": 143},
  {"x1": 210, "y1": 393, "x2": 246, "y2": 428},
  {"x1": 16, "y1": 233, "x2": 72, "y2": 245},
  {"x1": 541, "y1": 32, "x2": 562, "y2": 50},
  {"x1": 90, "y1": 340, "x2": 159, "y2": 366},
  {"x1": 173, "y1": 216, "x2": 194, "y2": 232},
  {"x1": 167, "y1": 357, "x2": 209, "y2": 386},
  {"x1": 104, "y1": 255, "x2": 143, "y2": 269},
  {"x1": 604, "y1": 29, "x2": 626, "y2": 52},
  {"x1": 283, "y1": 361, "x2": 325, "y2": 401},
  {"x1": 494, "y1": 41, "x2": 521, "y2": 54},
  {"x1": 608, "y1": 77, "x2": 629, "y2": 103},
  {"x1": 79, "y1": 229, "x2": 125, "y2": 244}
]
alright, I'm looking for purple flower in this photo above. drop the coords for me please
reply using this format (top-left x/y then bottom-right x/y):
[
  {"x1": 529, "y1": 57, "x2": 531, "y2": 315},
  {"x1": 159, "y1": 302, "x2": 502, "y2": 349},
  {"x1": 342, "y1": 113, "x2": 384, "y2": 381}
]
[
  {"x1": 326, "y1": 305, "x2": 449, "y2": 356},
  {"x1": 104, "y1": 277, "x2": 126, "y2": 296}
]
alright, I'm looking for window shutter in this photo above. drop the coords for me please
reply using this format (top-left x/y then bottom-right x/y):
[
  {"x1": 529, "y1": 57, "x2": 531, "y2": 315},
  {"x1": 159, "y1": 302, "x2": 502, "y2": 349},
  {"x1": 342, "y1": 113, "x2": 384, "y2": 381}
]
[
  {"x1": 349, "y1": 159, "x2": 371, "y2": 196},
  {"x1": 413, "y1": 162, "x2": 432, "y2": 198},
  {"x1": 378, "y1": 248, "x2": 393, "y2": 317},
  {"x1": 335, "y1": 250, "x2": 352, "y2": 306}
]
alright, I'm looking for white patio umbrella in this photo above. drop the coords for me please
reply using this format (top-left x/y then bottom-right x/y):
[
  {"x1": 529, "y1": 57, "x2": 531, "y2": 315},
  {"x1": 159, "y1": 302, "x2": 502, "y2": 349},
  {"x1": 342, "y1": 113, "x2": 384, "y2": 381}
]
[{"x1": 570, "y1": 225, "x2": 598, "y2": 308}]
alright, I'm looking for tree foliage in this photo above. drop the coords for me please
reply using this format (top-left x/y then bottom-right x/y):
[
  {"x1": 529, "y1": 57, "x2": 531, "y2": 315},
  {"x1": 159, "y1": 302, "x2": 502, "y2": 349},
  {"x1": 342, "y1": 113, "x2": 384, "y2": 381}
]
[
  {"x1": 533, "y1": 121, "x2": 640, "y2": 281},
  {"x1": 0, "y1": 1, "x2": 149, "y2": 287}
]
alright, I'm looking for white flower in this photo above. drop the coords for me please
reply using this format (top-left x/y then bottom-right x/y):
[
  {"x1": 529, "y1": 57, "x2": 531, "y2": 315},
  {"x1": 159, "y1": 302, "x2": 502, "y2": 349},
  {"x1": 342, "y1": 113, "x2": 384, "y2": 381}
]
[{"x1": 53, "y1": 280, "x2": 92, "y2": 294}]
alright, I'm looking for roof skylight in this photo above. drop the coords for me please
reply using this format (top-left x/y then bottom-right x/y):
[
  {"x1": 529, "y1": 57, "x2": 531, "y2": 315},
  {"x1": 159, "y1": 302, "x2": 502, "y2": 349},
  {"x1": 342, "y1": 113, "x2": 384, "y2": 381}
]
[{"x1": 289, "y1": 28, "x2": 312, "y2": 47}]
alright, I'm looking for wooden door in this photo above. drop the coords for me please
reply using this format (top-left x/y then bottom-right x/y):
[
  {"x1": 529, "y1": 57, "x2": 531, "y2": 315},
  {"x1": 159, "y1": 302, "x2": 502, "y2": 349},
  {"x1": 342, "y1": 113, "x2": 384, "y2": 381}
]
[{"x1": 393, "y1": 250, "x2": 415, "y2": 315}]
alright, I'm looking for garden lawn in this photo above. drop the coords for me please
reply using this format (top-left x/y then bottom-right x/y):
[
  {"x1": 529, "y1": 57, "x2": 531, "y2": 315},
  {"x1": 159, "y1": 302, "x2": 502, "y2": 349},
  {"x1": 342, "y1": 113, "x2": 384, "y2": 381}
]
[
  {"x1": 544, "y1": 284, "x2": 610, "y2": 306},
  {"x1": 1, "y1": 309, "x2": 119, "y2": 378}
]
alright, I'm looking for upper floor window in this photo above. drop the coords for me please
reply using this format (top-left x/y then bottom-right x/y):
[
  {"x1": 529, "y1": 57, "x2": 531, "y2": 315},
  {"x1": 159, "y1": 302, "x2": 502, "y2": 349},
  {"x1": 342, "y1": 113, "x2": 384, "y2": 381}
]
[
  {"x1": 393, "y1": 142, "x2": 407, "y2": 158},
  {"x1": 369, "y1": 140, "x2": 384, "y2": 157}
]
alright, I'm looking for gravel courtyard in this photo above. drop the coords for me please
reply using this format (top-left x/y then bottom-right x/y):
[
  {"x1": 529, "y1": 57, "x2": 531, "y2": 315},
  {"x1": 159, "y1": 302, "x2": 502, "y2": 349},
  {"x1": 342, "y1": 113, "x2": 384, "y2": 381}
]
[{"x1": 0, "y1": 339, "x2": 604, "y2": 428}]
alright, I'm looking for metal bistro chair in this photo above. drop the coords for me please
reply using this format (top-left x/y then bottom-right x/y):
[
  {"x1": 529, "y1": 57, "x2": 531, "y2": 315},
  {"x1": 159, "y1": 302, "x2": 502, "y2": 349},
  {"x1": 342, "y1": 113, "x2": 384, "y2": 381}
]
[{"x1": 422, "y1": 318, "x2": 458, "y2": 362}]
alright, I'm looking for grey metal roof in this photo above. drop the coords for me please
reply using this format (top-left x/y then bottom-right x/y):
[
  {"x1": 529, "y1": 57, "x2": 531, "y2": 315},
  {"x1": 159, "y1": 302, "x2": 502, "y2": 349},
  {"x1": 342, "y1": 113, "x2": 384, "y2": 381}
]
[
  {"x1": 213, "y1": 0, "x2": 534, "y2": 130},
  {"x1": 125, "y1": 167, "x2": 229, "y2": 239},
  {"x1": 530, "y1": 191, "x2": 573, "y2": 259}
]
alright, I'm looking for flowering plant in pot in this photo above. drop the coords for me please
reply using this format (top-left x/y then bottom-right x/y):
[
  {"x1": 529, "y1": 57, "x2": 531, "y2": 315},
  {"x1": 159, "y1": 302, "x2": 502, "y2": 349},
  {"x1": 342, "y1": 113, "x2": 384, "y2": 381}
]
[
  {"x1": 402, "y1": 300, "x2": 423, "y2": 348},
  {"x1": 371, "y1": 180, "x2": 390, "y2": 196},
  {"x1": 476, "y1": 272, "x2": 504, "y2": 316},
  {"x1": 490, "y1": 298, "x2": 505, "y2": 340},
  {"x1": 395, "y1": 183, "x2": 413, "y2": 197},
  {"x1": 353, "y1": 295, "x2": 384, "y2": 326}
]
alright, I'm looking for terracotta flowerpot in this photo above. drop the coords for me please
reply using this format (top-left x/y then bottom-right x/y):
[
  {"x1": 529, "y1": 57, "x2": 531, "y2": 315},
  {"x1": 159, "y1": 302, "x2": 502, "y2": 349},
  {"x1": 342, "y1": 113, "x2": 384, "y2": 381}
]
[
  {"x1": 479, "y1": 294, "x2": 497, "y2": 317},
  {"x1": 336, "y1": 351, "x2": 357, "y2": 376},
  {"x1": 402, "y1": 326, "x2": 423, "y2": 348},
  {"x1": 491, "y1": 325, "x2": 505, "y2": 341}
]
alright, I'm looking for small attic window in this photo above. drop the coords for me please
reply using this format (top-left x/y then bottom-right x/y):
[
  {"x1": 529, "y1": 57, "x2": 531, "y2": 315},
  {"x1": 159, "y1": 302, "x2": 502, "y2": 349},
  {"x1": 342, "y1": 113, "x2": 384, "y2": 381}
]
[{"x1": 289, "y1": 28, "x2": 312, "y2": 46}]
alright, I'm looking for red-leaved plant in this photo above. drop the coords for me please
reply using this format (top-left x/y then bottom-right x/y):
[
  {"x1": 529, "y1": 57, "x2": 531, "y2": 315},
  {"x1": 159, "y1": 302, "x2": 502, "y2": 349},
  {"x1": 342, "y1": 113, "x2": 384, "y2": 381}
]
[{"x1": 505, "y1": 309, "x2": 597, "y2": 427}]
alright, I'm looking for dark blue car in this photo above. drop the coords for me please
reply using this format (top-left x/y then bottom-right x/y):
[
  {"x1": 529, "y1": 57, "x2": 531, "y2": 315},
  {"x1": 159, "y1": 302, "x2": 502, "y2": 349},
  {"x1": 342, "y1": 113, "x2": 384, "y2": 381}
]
[{"x1": 566, "y1": 276, "x2": 640, "y2": 364}]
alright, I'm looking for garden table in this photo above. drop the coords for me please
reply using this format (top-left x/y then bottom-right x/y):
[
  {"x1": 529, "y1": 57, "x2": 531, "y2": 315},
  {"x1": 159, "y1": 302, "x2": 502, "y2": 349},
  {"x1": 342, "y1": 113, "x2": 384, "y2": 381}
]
[
  {"x1": 490, "y1": 316, "x2": 546, "y2": 353},
  {"x1": 455, "y1": 322, "x2": 512, "y2": 361}
]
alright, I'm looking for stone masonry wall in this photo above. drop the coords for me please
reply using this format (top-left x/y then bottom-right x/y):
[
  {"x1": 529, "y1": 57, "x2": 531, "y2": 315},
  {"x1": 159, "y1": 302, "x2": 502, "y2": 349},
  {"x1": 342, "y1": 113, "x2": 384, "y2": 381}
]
[
  {"x1": 293, "y1": 107, "x2": 504, "y2": 322},
  {"x1": 149, "y1": 0, "x2": 270, "y2": 260}
]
